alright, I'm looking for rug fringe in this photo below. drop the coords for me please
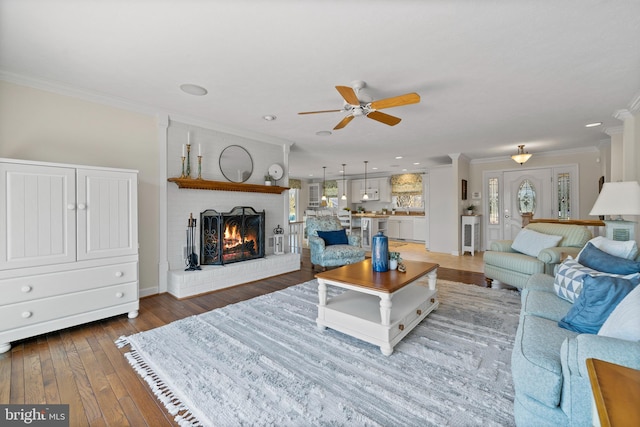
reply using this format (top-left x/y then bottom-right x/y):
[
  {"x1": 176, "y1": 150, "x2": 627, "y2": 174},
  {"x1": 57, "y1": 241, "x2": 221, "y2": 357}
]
[{"x1": 118, "y1": 339, "x2": 204, "y2": 426}]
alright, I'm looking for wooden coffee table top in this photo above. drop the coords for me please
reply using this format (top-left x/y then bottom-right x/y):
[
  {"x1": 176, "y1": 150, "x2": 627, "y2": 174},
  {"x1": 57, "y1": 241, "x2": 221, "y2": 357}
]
[{"x1": 315, "y1": 259, "x2": 438, "y2": 294}]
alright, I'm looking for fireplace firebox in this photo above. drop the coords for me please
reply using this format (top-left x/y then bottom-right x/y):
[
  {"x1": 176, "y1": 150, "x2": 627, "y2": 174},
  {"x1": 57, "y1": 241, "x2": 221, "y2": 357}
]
[{"x1": 200, "y1": 207, "x2": 265, "y2": 265}]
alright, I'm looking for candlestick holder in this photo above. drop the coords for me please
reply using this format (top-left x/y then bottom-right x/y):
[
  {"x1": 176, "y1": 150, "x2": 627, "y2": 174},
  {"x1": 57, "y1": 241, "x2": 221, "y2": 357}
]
[
  {"x1": 185, "y1": 144, "x2": 192, "y2": 179},
  {"x1": 197, "y1": 155, "x2": 203, "y2": 179},
  {"x1": 180, "y1": 156, "x2": 186, "y2": 178}
]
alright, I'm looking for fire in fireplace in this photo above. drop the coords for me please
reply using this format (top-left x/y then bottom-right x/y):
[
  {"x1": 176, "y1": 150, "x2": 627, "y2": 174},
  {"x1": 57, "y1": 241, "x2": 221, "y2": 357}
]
[{"x1": 200, "y1": 206, "x2": 265, "y2": 265}]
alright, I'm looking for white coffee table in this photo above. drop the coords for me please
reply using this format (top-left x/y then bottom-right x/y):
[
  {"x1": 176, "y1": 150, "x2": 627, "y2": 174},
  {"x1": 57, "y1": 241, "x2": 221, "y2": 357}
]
[{"x1": 315, "y1": 259, "x2": 439, "y2": 356}]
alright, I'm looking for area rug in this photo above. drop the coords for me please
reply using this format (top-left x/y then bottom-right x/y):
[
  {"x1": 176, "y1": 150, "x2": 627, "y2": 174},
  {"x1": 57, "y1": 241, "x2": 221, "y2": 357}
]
[{"x1": 117, "y1": 279, "x2": 521, "y2": 426}]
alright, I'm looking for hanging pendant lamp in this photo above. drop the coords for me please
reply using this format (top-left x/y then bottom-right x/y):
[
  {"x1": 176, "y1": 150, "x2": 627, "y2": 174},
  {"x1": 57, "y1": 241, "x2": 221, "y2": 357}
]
[
  {"x1": 341, "y1": 164, "x2": 347, "y2": 200},
  {"x1": 512, "y1": 145, "x2": 532, "y2": 165},
  {"x1": 362, "y1": 161, "x2": 369, "y2": 200},
  {"x1": 321, "y1": 166, "x2": 327, "y2": 206}
]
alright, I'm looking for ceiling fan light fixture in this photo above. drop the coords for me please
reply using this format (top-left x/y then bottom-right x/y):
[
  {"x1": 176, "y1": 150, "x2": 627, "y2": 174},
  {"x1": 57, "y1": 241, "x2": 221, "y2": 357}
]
[{"x1": 512, "y1": 145, "x2": 532, "y2": 165}]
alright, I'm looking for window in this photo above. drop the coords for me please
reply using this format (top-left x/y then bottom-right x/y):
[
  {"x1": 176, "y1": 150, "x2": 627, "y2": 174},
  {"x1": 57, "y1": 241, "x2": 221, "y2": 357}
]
[
  {"x1": 288, "y1": 189, "x2": 298, "y2": 222},
  {"x1": 557, "y1": 172, "x2": 571, "y2": 219},
  {"x1": 489, "y1": 178, "x2": 499, "y2": 224}
]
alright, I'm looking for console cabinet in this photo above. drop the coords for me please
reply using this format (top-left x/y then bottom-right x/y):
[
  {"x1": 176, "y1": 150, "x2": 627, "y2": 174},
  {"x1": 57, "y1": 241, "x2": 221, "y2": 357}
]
[{"x1": 0, "y1": 159, "x2": 139, "y2": 353}]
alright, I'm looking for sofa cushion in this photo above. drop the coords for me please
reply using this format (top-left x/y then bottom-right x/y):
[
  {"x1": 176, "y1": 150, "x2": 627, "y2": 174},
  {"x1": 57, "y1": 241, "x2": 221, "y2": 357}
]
[
  {"x1": 526, "y1": 223, "x2": 592, "y2": 248},
  {"x1": 483, "y1": 251, "x2": 545, "y2": 275},
  {"x1": 598, "y1": 285, "x2": 640, "y2": 341},
  {"x1": 512, "y1": 228, "x2": 563, "y2": 257},
  {"x1": 558, "y1": 275, "x2": 639, "y2": 334},
  {"x1": 578, "y1": 242, "x2": 640, "y2": 275},
  {"x1": 578, "y1": 236, "x2": 639, "y2": 260},
  {"x1": 512, "y1": 314, "x2": 578, "y2": 407},
  {"x1": 554, "y1": 258, "x2": 640, "y2": 303},
  {"x1": 317, "y1": 229, "x2": 349, "y2": 246},
  {"x1": 521, "y1": 289, "x2": 572, "y2": 322}
]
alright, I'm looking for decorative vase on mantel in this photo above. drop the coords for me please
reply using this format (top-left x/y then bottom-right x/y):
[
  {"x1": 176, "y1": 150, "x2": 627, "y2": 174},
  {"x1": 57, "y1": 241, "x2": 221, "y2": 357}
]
[{"x1": 371, "y1": 231, "x2": 389, "y2": 272}]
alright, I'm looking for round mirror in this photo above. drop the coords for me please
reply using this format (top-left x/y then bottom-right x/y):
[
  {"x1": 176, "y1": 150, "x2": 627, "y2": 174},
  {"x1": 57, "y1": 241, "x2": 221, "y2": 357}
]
[
  {"x1": 219, "y1": 145, "x2": 253, "y2": 183},
  {"x1": 517, "y1": 179, "x2": 536, "y2": 214}
]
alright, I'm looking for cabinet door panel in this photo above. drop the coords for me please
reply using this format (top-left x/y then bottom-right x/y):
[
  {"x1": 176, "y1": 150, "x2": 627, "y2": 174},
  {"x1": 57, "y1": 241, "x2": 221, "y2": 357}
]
[
  {"x1": 0, "y1": 163, "x2": 76, "y2": 269},
  {"x1": 77, "y1": 170, "x2": 138, "y2": 260}
]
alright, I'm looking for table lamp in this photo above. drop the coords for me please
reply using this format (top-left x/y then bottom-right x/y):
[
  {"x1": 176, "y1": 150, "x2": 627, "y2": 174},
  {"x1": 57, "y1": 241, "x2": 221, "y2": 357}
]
[{"x1": 589, "y1": 181, "x2": 640, "y2": 241}]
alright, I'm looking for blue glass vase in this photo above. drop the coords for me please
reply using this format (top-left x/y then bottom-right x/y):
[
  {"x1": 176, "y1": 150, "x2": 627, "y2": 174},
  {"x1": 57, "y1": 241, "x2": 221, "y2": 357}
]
[{"x1": 371, "y1": 231, "x2": 389, "y2": 272}]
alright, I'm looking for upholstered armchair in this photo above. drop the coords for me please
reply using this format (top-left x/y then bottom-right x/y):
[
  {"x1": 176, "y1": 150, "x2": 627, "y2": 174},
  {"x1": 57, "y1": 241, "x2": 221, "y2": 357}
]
[
  {"x1": 306, "y1": 216, "x2": 365, "y2": 271},
  {"x1": 484, "y1": 223, "x2": 592, "y2": 289}
]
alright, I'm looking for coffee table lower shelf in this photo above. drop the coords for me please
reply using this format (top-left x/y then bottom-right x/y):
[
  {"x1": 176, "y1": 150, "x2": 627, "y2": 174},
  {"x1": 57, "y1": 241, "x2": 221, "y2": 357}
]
[{"x1": 316, "y1": 283, "x2": 438, "y2": 356}]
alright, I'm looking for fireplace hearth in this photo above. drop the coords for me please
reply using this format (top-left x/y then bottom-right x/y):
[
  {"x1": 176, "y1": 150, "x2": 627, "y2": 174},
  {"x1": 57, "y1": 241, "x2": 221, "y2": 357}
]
[{"x1": 200, "y1": 206, "x2": 265, "y2": 265}]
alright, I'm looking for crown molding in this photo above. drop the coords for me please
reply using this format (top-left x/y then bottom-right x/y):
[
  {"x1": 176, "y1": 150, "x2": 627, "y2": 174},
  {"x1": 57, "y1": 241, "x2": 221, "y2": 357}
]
[
  {"x1": 628, "y1": 91, "x2": 640, "y2": 114},
  {"x1": 469, "y1": 145, "x2": 600, "y2": 165},
  {"x1": 604, "y1": 125, "x2": 624, "y2": 136}
]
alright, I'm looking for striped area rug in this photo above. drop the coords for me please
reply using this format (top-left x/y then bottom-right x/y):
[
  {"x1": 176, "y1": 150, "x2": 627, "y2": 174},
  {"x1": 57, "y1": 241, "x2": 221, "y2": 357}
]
[{"x1": 117, "y1": 279, "x2": 521, "y2": 426}]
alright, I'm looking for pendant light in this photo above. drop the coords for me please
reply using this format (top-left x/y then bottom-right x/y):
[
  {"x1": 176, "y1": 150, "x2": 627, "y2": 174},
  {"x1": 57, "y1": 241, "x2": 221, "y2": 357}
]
[
  {"x1": 362, "y1": 161, "x2": 369, "y2": 200},
  {"x1": 321, "y1": 166, "x2": 327, "y2": 203},
  {"x1": 341, "y1": 164, "x2": 347, "y2": 200},
  {"x1": 512, "y1": 145, "x2": 532, "y2": 165}
]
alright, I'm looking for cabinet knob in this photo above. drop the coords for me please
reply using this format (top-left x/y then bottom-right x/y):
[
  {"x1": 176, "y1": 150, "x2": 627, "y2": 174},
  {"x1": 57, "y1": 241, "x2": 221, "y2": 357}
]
[
  {"x1": 22, "y1": 311, "x2": 32, "y2": 318},
  {"x1": 115, "y1": 271, "x2": 124, "y2": 278},
  {"x1": 115, "y1": 292, "x2": 124, "y2": 298},
  {"x1": 21, "y1": 285, "x2": 32, "y2": 293},
  {"x1": 67, "y1": 204, "x2": 75, "y2": 210},
  {"x1": 77, "y1": 203, "x2": 87, "y2": 210}
]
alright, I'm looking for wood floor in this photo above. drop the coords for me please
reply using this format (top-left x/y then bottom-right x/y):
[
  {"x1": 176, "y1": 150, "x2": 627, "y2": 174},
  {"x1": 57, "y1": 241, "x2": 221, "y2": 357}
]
[{"x1": 0, "y1": 249, "x2": 488, "y2": 426}]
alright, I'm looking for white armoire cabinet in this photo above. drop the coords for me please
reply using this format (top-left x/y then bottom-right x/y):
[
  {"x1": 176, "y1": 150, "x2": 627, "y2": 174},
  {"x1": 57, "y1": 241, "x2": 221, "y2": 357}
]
[{"x1": 0, "y1": 158, "x2": 139, "y2": 353}]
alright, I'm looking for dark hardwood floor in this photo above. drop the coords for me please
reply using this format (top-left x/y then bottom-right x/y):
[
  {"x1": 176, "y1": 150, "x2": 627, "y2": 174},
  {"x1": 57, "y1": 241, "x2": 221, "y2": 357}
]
[{"x1": 0, "y1": 250, "x2": 487, "y2": 426}]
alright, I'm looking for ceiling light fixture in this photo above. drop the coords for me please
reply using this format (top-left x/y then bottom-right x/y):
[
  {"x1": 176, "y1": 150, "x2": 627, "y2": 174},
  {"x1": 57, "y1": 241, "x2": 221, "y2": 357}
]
[
  {"x1": 511, "y1": 144, "x2": 532, "y2": 165},
  {"x1": 341, "y1": 163, "x2": 347, "y2": 200},
  {"x1": 321, "y1": 166, "x2": 327, "y2": 202},
  {"x1": 262, "y1": 115, "x2": 276, "y2": 121},
  {"x1": 363, "y1": 161, "x2": 369, "y2": 200},
  {"x1": 585, "y1": 122, "x2": 603, "y2": 128},
  {"x1": 180, "y1": 83, "x2": 208, "y2": 96},
  {"x1": 316, "y1": 131, "x2": 332, "y2": 136}
]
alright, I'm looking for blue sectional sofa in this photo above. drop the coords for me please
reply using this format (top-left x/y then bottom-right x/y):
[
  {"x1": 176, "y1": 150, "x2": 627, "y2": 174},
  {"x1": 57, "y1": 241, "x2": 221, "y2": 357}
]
[{"x1": 512, "y1": 271, "x2": 640, "y2": 426}]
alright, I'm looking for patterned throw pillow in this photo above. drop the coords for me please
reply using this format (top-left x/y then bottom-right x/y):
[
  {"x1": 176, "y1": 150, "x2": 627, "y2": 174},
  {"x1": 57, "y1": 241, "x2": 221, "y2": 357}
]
[{"x1": 554, "y1": 257, "x2": 640, "y2": 303}]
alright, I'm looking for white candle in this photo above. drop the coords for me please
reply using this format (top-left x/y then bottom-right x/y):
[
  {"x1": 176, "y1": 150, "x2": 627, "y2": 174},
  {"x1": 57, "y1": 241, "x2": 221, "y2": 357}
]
[
  {"x1": 182, "y1": 144, "x2": 185, "y2": 157},
  {"x1": 187, "y1": 131, "x2": 190, "y2": 145},
  {"x1": 198, "y1": 144, "x2": 202, "y2": 156}
]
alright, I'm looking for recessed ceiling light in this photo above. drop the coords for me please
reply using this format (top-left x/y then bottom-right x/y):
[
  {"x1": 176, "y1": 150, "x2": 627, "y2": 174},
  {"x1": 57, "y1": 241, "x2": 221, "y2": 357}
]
[
  {"x1": 180, "y1": 84, "x2": 208, "y2": 96},
  {"x1": 262, "y1": 115, "x2": 277, "y2": 121},
  {"x1": 402, "y1": 168, "x2": 407, "y2": 171},
  {"x1": 585, "y1": 122, "x2": 603, "y2": 128},
  {"x1": 316, "y1": 130, "x2": 332, "y2": 136},
  {"x1": 372, "y1": 167, "x2": 378, "y2": 170},
  {"x1": 395, "y1": 156, "x2": 403, "y2": 159}
]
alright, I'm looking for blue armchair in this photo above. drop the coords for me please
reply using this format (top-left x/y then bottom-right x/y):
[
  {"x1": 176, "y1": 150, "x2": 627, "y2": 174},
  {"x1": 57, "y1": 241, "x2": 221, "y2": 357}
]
[{"x1": 306, "y1": 216, "x2": 365, "y2": 271}]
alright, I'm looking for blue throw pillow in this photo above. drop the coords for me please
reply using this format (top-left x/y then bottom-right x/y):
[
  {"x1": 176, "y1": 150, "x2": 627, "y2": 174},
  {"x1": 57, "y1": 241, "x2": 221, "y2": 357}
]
[
  {"x1": 558, "y1": 275, "x2": 639, "y2": 334},
  {"x1": 317, "y1": 229, "x2": 348, "y2": 246},
  {"x1": 580, "y1": 242, "x2": 640, "y2": 275}
]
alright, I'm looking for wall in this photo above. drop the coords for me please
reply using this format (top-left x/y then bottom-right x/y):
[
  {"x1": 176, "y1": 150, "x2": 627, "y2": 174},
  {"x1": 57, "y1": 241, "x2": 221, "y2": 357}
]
[
  {"x1": 0, "y1": 81, "x2": 159, "y2": 294},
  {"x1": 166, "y1": 121, "x2": 289, "y2": 271},
  {"x1": 427, "y1": 165, "x2": 456, "y2": 254}
]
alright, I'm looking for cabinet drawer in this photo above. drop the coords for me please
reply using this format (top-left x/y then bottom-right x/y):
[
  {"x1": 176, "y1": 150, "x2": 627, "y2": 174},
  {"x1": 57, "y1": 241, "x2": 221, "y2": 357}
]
[
  {"x1": 0, "y1": 282, "x2": 137, "y2": 332},
  {"x1": 0, "y1": 262, "x2": 137, "y2": 305}
]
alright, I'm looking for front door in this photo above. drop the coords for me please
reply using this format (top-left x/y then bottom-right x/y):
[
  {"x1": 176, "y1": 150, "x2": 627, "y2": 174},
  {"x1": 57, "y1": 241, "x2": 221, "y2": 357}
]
[{"x1": 503, "y1": 169, "x2": 552, "y2": 240}]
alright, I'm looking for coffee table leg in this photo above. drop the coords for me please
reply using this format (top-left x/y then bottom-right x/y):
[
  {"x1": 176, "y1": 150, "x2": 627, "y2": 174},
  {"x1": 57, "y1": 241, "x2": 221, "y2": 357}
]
[
  {"x1": 317, "y1": 280, "x2": 327, "y2": 331},
  {"x1": 379, "y1": 295, "x2": 392, "y2": 326},
  {"x1": 427, "y1": 268, "x2": 437, "y2": 290}
]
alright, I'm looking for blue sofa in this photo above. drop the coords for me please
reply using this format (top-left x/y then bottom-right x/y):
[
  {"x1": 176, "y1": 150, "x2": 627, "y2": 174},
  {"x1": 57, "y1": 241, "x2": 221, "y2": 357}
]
[{"x1": 512, "y1": 272, "x2": 640, "y2": 426}]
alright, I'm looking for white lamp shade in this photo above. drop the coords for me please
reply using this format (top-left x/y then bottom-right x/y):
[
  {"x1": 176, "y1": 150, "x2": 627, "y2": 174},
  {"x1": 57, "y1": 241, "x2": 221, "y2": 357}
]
[{"x1": 589, "y1": 181, "x2": 640, "y2": 216}]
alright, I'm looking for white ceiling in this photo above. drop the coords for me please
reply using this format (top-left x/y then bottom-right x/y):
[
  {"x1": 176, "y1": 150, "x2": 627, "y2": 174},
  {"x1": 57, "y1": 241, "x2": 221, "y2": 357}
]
[{"x1": 1, "y1": 0, "x2": 639, "y2": 179}]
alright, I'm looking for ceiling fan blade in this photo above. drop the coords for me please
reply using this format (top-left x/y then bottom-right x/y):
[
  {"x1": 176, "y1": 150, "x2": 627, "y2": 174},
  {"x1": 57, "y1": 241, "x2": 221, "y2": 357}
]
[
  {"x1": 334, "y1": 115, "x2": 354, "y2": 130},
  {"x1": 366, "y1": 111, "x2": 402, "y2": 126},
  {"x1": 369, "y1": 93, "x2": 420, "y2": 110},
  {"x1": 335, "y1": 86, "x2": 360, "y2": 106},
  {"x1": 298, "y1": 109, "x2": 343, "y2": 115}
]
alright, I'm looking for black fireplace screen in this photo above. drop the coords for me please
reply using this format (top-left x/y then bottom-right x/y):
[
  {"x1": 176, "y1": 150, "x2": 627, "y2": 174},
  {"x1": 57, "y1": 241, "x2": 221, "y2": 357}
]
[{"x1": 200, "y1": 206, "x2": 265, "y2": 265}]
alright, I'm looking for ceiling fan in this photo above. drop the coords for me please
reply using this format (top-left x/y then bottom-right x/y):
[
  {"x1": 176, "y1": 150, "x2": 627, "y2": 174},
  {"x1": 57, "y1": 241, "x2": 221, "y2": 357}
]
[{"x1": 298, "y1": 81, "x2": 420, "y2": 130}]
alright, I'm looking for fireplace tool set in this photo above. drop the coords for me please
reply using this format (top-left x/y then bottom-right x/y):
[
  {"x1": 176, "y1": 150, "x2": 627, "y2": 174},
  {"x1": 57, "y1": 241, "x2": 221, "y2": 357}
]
[{"x1": 185, "y1": 213, "x2": 201, "y2": 271}]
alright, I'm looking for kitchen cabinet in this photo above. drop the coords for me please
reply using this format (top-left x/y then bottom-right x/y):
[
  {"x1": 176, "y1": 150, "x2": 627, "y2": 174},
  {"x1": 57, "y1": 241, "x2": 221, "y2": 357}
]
[
  {"x1": 0, "y1": 158, "x2": 139, "y2": 353},
  {"x1": 378, "y1": 176, "x2": 391, "y2": 202},
  {"x1": 308, "y1": 182, "x2": 320, "y2": 207},
  {"x1": 351, "y1": 178, "x2": 382, "y2": 202},
  {"x1": 388, "y1": 216, "x2": 425, "y2": 241},
  {"x1": 361, "y1": 217, "x2": 388, "y2": 250}
]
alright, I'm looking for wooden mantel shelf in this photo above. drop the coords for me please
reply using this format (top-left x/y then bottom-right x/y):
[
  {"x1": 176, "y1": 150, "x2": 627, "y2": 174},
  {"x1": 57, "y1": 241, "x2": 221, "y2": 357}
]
[{"x1": 168, "y1": 177, "x2": 289, "y2": 194}]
